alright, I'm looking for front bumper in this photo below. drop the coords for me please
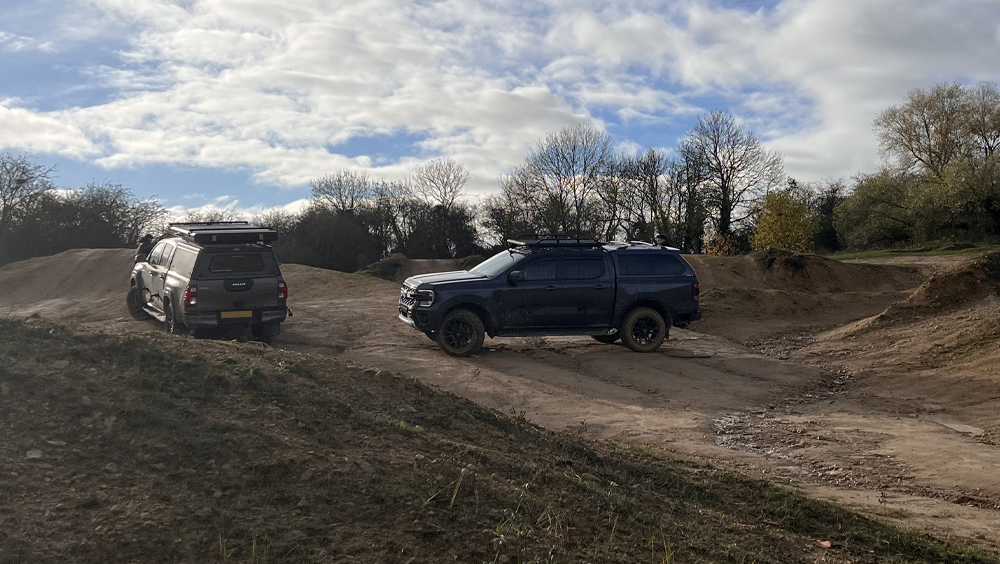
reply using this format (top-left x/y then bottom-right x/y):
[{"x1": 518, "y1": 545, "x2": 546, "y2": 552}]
[{"x1": 398, "y1": 296, "x2": 442, "y2": 331}]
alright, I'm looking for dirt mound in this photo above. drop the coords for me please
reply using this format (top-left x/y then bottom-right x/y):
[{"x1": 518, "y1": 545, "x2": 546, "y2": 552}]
[
  {"x1": 281, "y1": 263, "x2": 396, "y2": 301},
  {"x1": 685, "y1": 250, "x2": 921, "y2": 294},
  {"x1": 686, "y1": 251, "x2": 923, "y2": 342},
  {"x1": 0, "y1": 248, "x2": 134, "y2": 321},
  {"x1": 833, "y1": 253, "x2": 1000, "y2": 336},
  {"x1": 2, "y1": 318, "x2": 988, "y2": 563},
  {"x1": 359, "y1": 255, "x2": 464, "y2": 283}
]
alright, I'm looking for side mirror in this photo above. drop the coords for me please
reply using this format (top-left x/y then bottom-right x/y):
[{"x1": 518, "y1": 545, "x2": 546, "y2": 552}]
[{"x1": 508, "y1": 270, "x2": 525, "y2": 285}]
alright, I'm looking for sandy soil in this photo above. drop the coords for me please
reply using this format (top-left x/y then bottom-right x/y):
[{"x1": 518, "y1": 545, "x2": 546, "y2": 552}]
[{"x1": 4, "y1": 248, "x2": 1000, "y2": 552}]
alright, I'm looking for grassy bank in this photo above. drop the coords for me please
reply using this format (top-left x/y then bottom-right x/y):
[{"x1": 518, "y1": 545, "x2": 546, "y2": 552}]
[{"x1": 0, "y1": 319, "x2": 994, "y2": 563}]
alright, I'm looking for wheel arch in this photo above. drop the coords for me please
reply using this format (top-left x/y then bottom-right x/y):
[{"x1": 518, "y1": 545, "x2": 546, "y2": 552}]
[
  {"x1": 443, "y1": 301, "x2": 496, "y2": 337},
  {"x1": 622, "y1": 299, "x2": 672, "y2": 326}
]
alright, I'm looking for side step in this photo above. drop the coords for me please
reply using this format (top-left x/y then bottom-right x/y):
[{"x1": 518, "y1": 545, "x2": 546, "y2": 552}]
[{"x1": 143, "y1": 306, "x2": 166, "y2": 323}]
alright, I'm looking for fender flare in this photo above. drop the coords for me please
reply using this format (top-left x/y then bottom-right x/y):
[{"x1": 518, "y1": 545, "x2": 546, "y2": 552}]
[{"x1": 440, "y1": 298, "x2": 499, "y2": 337}]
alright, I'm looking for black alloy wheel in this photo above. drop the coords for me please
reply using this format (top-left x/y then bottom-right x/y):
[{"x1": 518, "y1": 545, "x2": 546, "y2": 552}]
[
  {"x1": 443, "y1": 318, "x2": 473, "y2": 349},
  {"x1": 435, "y1": 309, "x2": 485, "y2": 357},
  {"x1": 631, "y1": 316, "x2": 660, "y2": 345},
  {"x1": 620, "y1": 307, "x2": 667, "y2": 353}
]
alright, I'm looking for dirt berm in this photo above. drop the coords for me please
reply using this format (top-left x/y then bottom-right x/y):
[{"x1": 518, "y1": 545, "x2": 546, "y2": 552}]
[
  {"x1": 687, "y1": 251, "x2": 921, "y2": 341},
  {"x1": 0, "y1": 248, "x2": 921, "y2": 344}
]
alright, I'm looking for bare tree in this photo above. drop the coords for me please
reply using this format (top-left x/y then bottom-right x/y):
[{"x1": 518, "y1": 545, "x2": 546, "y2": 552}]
[
  {"x1": 310, "y1": 170, "x2": 374, "y2": 212},
  {"x1": 683, "y1": 111, "x2": 784, "y2": 237},
  {"x1": 71, "y1": 181, "x2": 166, "y2": 245},
  {"x1": 184, "y1": 209, "x2": 246, "y2": 223},
  {"x1": 413, "y1": 158, "x2": 468, "y2": 210},
  {"x1": 0, "y1": 152, "x2": 54, "y2": 234},
  {"x1": 614, "y1": 148, "x2": 674, "y2": 242},
  {"x1": 964, "y1": 81, "x2": 1000, "y2": 160},
  {"x1": 874, "y1": 83, "x2": 968, "y2": 181},
  {"x1": 520, "y1": 124, "x2": 615, "y2": 237}
]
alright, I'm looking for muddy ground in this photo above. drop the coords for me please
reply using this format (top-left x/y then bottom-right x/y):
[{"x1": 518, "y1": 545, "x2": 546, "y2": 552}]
[{"x1": 3, "y1": 248, "x2": 1000, "y2": 553}]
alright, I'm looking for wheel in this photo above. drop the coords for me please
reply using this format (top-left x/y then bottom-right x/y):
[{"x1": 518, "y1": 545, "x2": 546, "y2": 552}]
[
  {"x1": 163, "y1": 301, "x2": 188, "y2": 335},
  {"x1": 253, "y1": 324, "x2": 280, "y2": 344},
  {"x1": 591, "y1": 334, "x2": 620, "y2": 344},
  {"x1": 126, "y1": 287, "x2": 151, "y2": 321},
  {"x1": 435, "y1": 309, "x2": 485, "y2": 357},
  {"x1": 619, "y1": 307, "x2": 667, "y2": 353}
]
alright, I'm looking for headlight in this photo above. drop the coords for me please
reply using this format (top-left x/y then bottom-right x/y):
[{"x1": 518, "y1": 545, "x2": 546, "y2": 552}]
[{"x1": 413, "y1": 289, "x2": 435, "y2": 306}]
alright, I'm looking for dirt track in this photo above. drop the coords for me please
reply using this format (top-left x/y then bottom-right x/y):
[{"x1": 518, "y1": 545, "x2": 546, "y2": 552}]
[{"x1": 4, "y1": 249, "x2": 1000, "y2": 551}]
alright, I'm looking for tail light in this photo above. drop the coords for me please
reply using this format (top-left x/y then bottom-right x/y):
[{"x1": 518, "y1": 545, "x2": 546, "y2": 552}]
[
  {"x1": 182, "y1": 285, "x2": 197, "y2": 307},
  {"x1": 278, "y1": 280, "x2": 288, "y2": 302},
  {"x1": 693, "y1": 282, "x2": 700, "y2": 302}
]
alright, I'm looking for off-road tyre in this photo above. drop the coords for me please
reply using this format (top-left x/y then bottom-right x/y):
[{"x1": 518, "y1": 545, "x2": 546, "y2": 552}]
[
  {"x1": 126, "y1": 286, "x2": 151, "y2": 321},
  {"x1": 435, "y1": 309, "x2": 485, "y2": 357},
  {"x1": 619, "y1": 307, "x2": 667, "y2": 353},
  {"x1": 253, "y1": 324, "x2": 280, "y2": 345},
  {"x1": 591, "y1": 334, "x2": 620, "y2": 344},
  {"x1": 163, "y1": 301, "x2": 188, "y2": 335}
]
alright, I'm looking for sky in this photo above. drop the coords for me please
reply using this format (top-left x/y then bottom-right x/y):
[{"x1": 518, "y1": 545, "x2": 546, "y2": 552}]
[{"x1": 1, "y1": 0, "x2": 999, "y2": 217}]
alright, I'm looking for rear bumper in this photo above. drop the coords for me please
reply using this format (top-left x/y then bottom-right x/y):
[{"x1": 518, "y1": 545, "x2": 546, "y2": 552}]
[
  {"x1": 673, "y1": 310, "x2": 702, "y2": 325},
  {"x1": 182, "y1": 307, "x2": 288, "y2": 329}
]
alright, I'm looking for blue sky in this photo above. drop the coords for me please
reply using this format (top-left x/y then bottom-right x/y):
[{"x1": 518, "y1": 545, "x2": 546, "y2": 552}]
[{"x1": 2, "y1": 0, "x2": 999, "y2": 217}]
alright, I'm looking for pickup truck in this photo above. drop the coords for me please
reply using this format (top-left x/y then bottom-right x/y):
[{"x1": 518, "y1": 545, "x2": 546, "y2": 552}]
[
  {"x1": 127, "y1": 222, "x2": 289, "y2": 342},
  {"x1": 398, "y1": 238, "x2": 701, "y2": 356}
]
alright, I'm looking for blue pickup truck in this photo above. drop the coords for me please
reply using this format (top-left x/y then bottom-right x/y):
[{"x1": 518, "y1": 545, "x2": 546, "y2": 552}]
[{"x1": 398, "y1": 238, "x2": 701, "y2": 356}]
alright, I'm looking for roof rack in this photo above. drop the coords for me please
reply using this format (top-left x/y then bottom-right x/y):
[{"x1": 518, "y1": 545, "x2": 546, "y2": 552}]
[
  {"x1": 168, "y1": 222, "x2": 278, "y2": 245},
  {"x1": 507, "y1": 237, "x2": 604, "y2": 249}
]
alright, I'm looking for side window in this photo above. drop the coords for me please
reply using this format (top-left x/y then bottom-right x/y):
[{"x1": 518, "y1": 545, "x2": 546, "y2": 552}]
[
  {"x1": 618, "y1": 254, "x2": 687, "y2": 276},
  {"x1": 522, "y1": 259, "x2": 559, "y2": 281},
  {"x1": 159, "y1": 244, "x2": 175, "y2": 268},
  {"x1": 169, "y1": 248, "x2": 198, "y2": 278},
  {"x1": 558, "y1": 258, "x2": 605, "y2": 280},
  {"x1": 148, "y1": 243, "x2": 167, "y2": 266}
]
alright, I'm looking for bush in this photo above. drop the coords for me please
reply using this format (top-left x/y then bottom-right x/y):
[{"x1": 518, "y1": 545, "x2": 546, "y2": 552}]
[{"x1": 361, "y1": 254, "x2": 405, "y2": 281}]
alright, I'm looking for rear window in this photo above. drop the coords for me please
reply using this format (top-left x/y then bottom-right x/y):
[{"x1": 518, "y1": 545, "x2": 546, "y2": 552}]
[
  {"x1": 208, "y1": 253, "x2": 266, "y2": 273},
  {"x1": 617, "y1": 253, "x2": 687, "y2": 276}
]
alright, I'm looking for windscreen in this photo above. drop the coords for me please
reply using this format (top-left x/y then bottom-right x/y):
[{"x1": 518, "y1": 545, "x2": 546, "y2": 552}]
[
  {"x1": 208, "y1": 253, "x2": 266, "y2": 273},
  {"x1": 469, "y1": 251, "x2": 527, "y2": 277}
]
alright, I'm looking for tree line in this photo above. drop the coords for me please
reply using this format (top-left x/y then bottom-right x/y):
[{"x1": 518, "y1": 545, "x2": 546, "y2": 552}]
[{"x1": 2, "y1": 82, "x2": 997, "y2": 270}]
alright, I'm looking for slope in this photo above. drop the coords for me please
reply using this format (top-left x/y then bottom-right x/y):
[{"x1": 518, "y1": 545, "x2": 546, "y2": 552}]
[{"x1": 1, "y1": 318, "x2": 992, "y2": 564}]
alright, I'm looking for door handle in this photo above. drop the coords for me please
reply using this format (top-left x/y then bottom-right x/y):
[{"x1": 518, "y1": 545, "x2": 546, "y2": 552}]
[
  {"x1": 545, "y1": 286, "x2": 557, "y2": 291},
  {"x1": 593, "y1": 284, "x2": 607, "y2": 289}
]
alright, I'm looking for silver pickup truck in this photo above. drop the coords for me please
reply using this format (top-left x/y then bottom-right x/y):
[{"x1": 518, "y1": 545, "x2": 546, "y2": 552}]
[{"x1": 127, "y1": 222, "x2": 289, "y2": 342}]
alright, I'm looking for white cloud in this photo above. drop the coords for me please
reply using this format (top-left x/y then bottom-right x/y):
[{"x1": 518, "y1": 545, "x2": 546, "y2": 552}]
[
  {"x1": 165, "y1": 194, "x2": 311, "y2": 221},
  {"x1": 0, "y1": 100, "x2": 98, "y2": 157},
  {"x1": 0, "y1": 0, "x2": 999, "y2": 197},
  {"x1": 0, "y1": 31, "x2": 55, "y2": 52}
]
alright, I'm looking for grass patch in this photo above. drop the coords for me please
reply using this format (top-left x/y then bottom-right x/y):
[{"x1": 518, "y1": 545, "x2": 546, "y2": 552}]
[
  {"x1": 0, "y1": 318, "x2": 996, "y2": 563},
  {"x1": 360, "y1": 253, "x2": 405, "y2": 280},
  {"x1": 828, "y1": 243, "x2": 1000, "y2": 261}
]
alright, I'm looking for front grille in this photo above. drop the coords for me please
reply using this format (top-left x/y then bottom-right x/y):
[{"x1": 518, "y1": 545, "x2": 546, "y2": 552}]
[{"x1": 399, "y1": 295, "x2": 416, "y2": 307}]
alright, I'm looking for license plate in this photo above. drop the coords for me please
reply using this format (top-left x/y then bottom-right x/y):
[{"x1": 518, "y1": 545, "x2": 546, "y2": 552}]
[{"x1": 221, "y1": 310, "x2": 253, "y2": 319}]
